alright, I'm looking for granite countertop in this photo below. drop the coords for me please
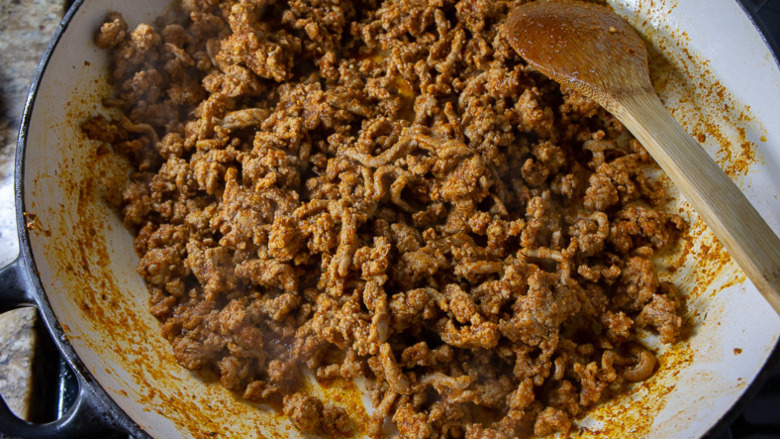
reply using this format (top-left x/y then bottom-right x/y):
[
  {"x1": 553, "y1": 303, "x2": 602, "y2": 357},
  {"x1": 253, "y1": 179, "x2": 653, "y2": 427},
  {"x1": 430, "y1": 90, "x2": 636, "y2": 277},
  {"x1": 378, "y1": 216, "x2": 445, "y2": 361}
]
[{"x1": 0, "y1": 0, "x2": 66, "y2": 431}]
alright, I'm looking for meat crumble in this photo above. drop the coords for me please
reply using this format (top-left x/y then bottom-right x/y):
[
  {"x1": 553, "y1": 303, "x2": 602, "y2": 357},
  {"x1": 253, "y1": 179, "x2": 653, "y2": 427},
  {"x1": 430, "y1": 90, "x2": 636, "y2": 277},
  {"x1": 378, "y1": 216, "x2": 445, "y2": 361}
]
[{"x1": 83, "y1": 0, "x2": 687, "y2": 437}]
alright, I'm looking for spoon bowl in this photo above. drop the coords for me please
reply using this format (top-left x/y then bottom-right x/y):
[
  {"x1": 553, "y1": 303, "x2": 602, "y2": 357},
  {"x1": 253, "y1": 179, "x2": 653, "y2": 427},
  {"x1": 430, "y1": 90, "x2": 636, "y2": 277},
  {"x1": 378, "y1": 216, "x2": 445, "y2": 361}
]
[{"x1": 506, "y1": 0, "x2": 651, "y2": 108}]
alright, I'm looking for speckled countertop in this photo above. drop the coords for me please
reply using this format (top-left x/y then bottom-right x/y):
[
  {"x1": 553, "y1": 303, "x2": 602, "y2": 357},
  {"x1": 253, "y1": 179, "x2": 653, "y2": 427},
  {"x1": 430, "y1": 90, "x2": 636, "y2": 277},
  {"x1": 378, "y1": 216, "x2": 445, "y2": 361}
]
[{"x1": 0, "y1": 0, "x2": 66, "y2": 429}]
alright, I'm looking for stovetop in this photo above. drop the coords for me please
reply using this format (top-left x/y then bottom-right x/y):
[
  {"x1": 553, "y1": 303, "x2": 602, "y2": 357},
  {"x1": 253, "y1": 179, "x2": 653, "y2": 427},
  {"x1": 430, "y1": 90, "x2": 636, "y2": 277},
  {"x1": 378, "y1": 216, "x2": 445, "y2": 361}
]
[
  {"x1": 740, "y1": 0, "x2": 780, "y2": 63},
  {"x1": 713, "y1": 360, "x2": 780, "y2": 439}
]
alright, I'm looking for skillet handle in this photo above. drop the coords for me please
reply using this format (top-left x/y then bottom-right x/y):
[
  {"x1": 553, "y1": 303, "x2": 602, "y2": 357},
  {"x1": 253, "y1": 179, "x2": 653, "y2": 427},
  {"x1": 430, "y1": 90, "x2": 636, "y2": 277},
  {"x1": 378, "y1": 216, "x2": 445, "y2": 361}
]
[
  {"x1": 0, "y1": 379, "x2": 123, "y2": 439},
  {"x1": 0, "y1": 258, "x2": 130, "y2": 438},
  {"x1": 0, "y1": 256, "x2": 34, "y2": 312}
]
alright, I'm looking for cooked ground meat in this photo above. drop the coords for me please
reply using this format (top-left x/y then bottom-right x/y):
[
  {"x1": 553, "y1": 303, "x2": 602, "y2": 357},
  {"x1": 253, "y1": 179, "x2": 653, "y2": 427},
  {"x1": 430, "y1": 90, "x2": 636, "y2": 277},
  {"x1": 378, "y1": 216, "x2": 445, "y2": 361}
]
[
  {"x1": 84, "y1": 0, "x2": 688, "y2": 437},
  {"x1": 283, "y1": 392, "x2": 354, "y2": 435}
]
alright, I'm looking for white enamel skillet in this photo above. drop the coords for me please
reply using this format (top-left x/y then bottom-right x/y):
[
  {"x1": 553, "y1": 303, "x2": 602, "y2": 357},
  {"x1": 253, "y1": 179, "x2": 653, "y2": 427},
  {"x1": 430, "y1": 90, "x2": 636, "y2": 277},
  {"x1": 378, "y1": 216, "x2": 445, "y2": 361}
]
[{"x1": 1, "y1": 0, "x2": 779, "y2": 437}]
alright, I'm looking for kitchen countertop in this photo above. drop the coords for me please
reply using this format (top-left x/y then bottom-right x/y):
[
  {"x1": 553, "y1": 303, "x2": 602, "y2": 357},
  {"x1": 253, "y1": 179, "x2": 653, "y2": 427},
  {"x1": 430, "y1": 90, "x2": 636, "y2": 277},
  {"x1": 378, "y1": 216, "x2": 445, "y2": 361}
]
[{"x1": 0, "y1": 0, "x2": 65, "y2": 430}]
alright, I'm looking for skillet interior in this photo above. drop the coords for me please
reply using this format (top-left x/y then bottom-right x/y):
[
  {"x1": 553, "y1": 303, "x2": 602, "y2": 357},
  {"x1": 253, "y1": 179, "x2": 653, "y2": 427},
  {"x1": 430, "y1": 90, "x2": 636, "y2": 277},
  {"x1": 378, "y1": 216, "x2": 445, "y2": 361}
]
[{"x1": 18, "y1": 0, "x2": 780, "y2": 437}]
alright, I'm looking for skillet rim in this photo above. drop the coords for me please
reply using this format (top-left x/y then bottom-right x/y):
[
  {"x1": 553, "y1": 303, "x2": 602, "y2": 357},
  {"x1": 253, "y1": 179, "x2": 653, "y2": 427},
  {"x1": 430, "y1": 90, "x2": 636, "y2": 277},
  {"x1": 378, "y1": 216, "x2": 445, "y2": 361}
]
[
  {"x1": 13, "y1": 0, "x2": 151, "y2": 436},
  {"x1": 11, "y1": 0, "x2": 780, "y2": 438}
]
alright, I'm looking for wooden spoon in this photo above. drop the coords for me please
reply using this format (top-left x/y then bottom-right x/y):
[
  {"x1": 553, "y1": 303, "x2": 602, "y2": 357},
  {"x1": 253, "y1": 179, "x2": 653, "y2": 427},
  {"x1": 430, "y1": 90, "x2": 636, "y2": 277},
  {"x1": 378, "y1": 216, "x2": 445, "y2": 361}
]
[{"x1": 504, "y1": 0, "x2": 780, "y2": 314}]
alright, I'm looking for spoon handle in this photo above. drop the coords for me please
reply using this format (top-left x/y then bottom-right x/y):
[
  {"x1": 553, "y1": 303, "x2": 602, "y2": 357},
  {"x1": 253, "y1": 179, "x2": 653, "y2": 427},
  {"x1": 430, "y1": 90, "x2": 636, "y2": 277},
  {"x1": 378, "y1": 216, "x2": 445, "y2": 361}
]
[{"x1": 615, "y1": 91, "x2": 780, "y2": 314}]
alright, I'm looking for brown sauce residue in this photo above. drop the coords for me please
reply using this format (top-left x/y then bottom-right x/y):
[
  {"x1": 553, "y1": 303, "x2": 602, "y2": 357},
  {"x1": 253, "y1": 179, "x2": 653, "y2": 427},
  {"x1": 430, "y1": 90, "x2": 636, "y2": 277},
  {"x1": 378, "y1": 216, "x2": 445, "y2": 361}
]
[
  {"x1": 577, "y1": 339, "x2": 693, "y2": 437},
  {"x1": 308, "y1": 377, "x2": 371, "y2": 437},
  {"x1": 646, "y1": 34, "x2": 764, "y2": 184}
]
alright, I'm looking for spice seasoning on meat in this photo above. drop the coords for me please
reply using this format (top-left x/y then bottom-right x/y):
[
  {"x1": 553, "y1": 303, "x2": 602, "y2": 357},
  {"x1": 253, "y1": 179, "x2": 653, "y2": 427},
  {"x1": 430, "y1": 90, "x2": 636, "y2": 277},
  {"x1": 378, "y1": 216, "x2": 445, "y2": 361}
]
[{"x1": 83, "y1": 0, "x2": 687, "y2": 437}]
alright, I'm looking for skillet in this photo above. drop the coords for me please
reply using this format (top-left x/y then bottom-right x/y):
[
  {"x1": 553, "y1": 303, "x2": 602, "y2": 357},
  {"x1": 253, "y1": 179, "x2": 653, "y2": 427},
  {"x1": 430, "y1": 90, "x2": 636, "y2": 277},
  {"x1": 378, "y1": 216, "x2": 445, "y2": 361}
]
[{"x1": 1, "y1": 0, "x2": 780, "y2": 437}]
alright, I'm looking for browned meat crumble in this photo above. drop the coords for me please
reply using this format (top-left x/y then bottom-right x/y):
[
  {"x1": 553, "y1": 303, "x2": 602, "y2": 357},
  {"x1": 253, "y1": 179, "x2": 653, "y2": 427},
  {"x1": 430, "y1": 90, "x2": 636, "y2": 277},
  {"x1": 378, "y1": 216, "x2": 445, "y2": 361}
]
[{"x1": 83, "y1": 0, "x2": 687, "y2": 437}]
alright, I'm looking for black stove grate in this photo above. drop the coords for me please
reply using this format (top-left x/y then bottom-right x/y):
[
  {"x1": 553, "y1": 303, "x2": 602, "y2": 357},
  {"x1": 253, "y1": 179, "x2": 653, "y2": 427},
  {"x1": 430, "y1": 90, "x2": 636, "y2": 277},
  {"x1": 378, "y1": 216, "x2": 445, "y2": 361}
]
[
  {"x1": 712, "y1": 359, "x2": 780, "y2": 439},
  {"x1": 739, "y1": 0, "x2": 780, "y2": 66}
]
